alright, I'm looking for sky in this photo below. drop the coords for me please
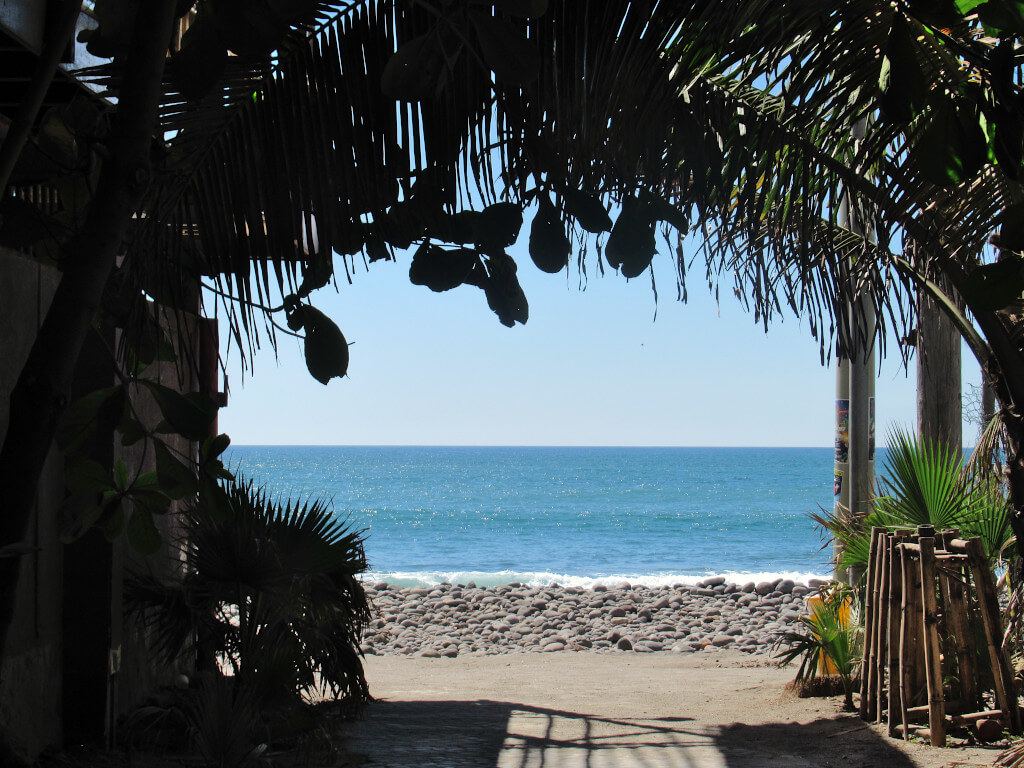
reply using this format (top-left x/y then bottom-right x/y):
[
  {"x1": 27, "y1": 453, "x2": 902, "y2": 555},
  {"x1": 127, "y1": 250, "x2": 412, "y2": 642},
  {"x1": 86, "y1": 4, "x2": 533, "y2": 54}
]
[{"x1": 216, "y1": 224, "x2": 983, "y2": 448}]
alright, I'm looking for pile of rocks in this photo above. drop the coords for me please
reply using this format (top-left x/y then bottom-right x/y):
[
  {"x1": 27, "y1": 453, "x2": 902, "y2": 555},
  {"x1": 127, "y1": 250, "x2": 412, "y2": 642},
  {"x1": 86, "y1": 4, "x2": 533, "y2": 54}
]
[{"x1": 359, "y1": 576, "x2": 825, "y2": 658}]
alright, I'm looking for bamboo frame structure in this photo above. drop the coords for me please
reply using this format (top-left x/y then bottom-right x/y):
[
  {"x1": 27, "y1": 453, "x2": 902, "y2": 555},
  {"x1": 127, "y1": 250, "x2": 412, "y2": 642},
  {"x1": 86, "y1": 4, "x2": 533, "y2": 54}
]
[{"x1": 858, "y1": 526, "x2": 1019, "y2": 745}]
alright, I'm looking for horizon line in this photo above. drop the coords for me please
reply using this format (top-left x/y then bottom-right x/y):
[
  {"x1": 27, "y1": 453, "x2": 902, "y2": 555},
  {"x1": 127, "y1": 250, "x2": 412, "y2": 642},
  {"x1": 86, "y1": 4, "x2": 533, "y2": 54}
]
[{"x1": 227, "y1": 443, "x2": 837, "y2": 449}]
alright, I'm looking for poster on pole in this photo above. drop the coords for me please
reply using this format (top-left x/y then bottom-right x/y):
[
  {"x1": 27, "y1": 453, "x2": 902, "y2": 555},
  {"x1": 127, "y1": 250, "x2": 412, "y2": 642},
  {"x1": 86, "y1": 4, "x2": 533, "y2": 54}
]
[
  {"x1": 835, "y1": 399, "x2": 850, "y2": 463},
  {"x1": 869, "y1": 396, "x2": 876, "y2": 462},
  {"x1": 834, "y1": 470, "x2": 843, "y2": 499}
]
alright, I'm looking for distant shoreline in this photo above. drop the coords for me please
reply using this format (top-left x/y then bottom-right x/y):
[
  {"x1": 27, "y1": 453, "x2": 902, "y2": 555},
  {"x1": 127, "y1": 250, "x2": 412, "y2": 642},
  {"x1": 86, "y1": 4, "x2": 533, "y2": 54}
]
[{"x1": 229, "y1": 443, "x2": 835, "y2": 449}]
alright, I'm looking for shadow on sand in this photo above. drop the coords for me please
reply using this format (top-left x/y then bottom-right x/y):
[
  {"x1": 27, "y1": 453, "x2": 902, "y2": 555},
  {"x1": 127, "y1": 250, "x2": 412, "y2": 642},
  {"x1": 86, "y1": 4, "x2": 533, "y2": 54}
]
[{"x1": 342, "y1": 698, "x2": 929, "y2": 767}]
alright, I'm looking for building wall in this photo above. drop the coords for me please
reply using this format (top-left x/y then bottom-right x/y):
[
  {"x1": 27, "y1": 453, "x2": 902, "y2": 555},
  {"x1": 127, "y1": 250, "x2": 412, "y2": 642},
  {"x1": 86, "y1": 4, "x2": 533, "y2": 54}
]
[
  {"x1": 0, "y1": 248, "x2": 206, "y2": 762},
  {"x1": 0, "y1": 247, "x2": 65, "y2": 761}
]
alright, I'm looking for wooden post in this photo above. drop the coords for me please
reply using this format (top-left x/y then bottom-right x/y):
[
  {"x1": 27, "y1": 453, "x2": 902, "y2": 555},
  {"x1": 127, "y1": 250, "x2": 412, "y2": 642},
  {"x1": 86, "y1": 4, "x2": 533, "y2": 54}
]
[
  {"x1": 919, "y1": 536, "x2": 946, "y2": 746},
  {"x1": 861, "y1": 526, "x2": 884, "y2": 720},
  {"x1": 888, "y1": 532, "x2": 905, "y2": 737},
  {"x1": 965, "y1": 538, "x2": 1020, "y2": 733}
]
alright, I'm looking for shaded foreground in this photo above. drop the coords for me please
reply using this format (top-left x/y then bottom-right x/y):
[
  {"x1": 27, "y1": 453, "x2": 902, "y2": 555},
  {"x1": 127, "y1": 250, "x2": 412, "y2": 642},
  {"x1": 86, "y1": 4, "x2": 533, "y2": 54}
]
[{"x1": 343, "y1": 651, "x2": 1001, "y2": 767}]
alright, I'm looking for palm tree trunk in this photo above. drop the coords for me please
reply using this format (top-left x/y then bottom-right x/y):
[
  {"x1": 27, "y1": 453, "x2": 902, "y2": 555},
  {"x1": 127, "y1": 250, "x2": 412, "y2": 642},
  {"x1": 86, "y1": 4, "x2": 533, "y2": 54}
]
[{"x1": 0, "y1": 0, "x2": 178, "y2": 696}]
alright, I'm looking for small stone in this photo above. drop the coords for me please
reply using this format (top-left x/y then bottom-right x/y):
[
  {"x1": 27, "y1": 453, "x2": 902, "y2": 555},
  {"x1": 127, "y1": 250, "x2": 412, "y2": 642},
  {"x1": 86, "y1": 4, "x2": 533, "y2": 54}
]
[
  {"x1": 711, "y1": 634, "x2": 735, "y2": 647},
  {"x1": 542, "y1": 642, "x2": 565, "y2": 652},
  {"x1": 755, "y1": 582, "x2": 774, "y2": 596},
  {"x1": 741, "y1": 582, "x2": 756, "y2": 593},
  {"x1": 616, "y1": 637, "x2": 634, "y2": 651},
  {"x1": 419, "y1": 649, "x2": 441, "y2": 658}
]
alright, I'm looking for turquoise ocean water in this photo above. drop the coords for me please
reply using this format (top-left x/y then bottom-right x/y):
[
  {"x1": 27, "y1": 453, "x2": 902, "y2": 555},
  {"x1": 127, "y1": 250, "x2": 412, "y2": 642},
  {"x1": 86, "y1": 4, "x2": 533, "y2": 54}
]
[{"x1": 226, "y1": 446, "x2": 841, "y2": 588}]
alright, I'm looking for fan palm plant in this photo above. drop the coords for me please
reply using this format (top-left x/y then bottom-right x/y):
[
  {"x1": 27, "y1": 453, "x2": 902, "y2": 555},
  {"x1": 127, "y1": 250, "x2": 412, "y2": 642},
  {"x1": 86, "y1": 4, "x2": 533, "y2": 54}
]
[
  {"x1": 774, "y1": 581, "x2": 860, "y2": 711},
  {"x1": 126, "y1": 474, "x2": 371, "y2": 708},
  {"x1": 814, "y1": 428, "x2": 1014, "y2": 575}
]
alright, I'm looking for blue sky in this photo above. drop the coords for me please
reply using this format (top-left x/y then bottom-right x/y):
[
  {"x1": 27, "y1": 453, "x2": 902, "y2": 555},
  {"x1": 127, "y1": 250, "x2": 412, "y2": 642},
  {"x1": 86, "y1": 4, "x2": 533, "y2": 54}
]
[{"x1": 217, "y1": 227, "x2": 982, "y2": 448}]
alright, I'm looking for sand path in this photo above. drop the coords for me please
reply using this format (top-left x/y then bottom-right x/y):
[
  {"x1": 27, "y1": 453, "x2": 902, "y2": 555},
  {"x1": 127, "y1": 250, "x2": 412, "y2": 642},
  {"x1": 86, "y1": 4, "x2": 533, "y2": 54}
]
[{"x1": 341, "y1": 650, "x2": 1001, "y2": 768}]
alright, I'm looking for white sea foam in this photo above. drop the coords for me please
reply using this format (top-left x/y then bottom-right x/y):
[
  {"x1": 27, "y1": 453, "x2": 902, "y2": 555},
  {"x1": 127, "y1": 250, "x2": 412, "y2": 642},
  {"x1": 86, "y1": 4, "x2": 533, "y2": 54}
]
[{"x1": 361, "y1": 568, "x2": 830, "y2": 589}]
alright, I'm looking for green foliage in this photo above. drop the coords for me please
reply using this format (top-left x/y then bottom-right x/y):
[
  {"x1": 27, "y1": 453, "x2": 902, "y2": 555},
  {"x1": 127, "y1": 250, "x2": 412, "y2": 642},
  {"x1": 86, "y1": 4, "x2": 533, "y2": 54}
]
[
  {"x1": 126, "y1": 474, "x2": 371, "y2": 708},
  {"x1": 813, "y1": 428, "x2": 1014, "y2": 575},
  {"x1": 55, "y1": 378, "x2": 231, "y2": 553},
  {"x1": 773, "y1": 581, "x2": 860, "y2": 710}
]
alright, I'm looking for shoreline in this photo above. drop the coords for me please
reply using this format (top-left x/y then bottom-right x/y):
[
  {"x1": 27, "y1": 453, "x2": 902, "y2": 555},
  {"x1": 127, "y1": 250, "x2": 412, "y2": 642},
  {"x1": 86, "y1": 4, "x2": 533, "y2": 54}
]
[{"x1": 362, "y1": 576, "x2": 823, "y2": 658}]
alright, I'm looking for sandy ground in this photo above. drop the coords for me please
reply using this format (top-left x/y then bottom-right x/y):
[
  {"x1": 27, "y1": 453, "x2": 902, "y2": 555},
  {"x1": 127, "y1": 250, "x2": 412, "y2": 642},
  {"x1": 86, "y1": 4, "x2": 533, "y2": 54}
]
[{"x1": 340, "y1": 650, "x2": 1003, "y2": 768}]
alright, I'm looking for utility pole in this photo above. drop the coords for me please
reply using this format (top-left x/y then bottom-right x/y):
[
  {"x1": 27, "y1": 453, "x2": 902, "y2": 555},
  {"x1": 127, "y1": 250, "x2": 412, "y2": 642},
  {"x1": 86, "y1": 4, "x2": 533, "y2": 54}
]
[{"x1": 834, "y1": 120, "x2": 875, "y2": 585}]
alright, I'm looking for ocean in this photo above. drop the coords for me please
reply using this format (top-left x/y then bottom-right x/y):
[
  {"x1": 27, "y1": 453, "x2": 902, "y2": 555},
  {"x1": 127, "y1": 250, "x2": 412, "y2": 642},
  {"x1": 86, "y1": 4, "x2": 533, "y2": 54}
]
[{"x1": 226, "y1": 446, "x2": 839, "y2": 588}]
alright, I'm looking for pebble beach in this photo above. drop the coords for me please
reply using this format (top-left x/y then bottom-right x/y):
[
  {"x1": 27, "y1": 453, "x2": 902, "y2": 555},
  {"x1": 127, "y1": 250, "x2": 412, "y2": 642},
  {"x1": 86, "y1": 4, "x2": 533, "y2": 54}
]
[{"x1": 361, "y1": 576, "x2": 824, "y2": 657}]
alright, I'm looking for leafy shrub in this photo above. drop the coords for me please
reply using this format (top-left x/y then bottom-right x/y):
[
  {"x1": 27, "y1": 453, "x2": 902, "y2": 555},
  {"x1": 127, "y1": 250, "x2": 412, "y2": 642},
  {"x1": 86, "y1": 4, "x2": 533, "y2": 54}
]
[
  {"x1": 813, "y1": 427, "x2": 1013, "y2": 576},
  {"x1": 773, "y1": 581, "x2": 860, "y2": 710},
  {"x1": 127, "y1": 474, "x2": 372, "y2": 709}
]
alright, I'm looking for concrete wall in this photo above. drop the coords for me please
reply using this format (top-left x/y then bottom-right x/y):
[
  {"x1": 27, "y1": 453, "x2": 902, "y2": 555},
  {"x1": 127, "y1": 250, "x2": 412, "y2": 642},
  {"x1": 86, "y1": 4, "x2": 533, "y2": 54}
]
[
  {"x1": 1, "y1": 247, "x2": 206, "y2": 761},
  {"x1": 0, "y1": 247, "x2": 65, "y2": 761}
]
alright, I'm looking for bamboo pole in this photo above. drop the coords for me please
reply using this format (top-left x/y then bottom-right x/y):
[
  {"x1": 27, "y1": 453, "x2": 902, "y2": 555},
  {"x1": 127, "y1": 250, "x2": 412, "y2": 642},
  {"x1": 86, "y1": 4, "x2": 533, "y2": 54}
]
[
  {"x1": 888, "y1": 532, "x2": 905, "y2": 737},
  {"x1": 908, "y1": 542, "x2": 927, "y2": 707},
  {"x1": 940, "y1": 530, "x2": 977, "y2": 708},
  {"x1": 875, "y1": 530, "x2": 891, "y2": 721},
  {"x1": 861, "y1": 526, "x2": 884, "y2": 720},
  {"x1": 965, "y1": 538, "x2": 1020, "y2": 733},
  {"x1": 919, "y1": 536, "x2": 946, "y2": 746},
  {"x1": 899, "y1": 541, "x2": 914, "y2": 738}
]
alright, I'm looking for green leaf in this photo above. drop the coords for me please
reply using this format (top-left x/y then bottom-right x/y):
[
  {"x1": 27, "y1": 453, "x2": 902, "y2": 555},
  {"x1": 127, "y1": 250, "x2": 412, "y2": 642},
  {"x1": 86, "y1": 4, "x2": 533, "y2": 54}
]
[
  {"x1": 476, "y1": 202, "x2": 523, "y2": 249},
  {"x1": 119, "y1": 417, "x2": 147, "y2": 447},
  {"x1": 59, "y1": 492, "x2": 117, "y2": 543},
  {"x1": 381, "y1": 31, "x2": 453, "y2": 102},
  {"x1": 113, "y1": 458, "x2": 130, "y2": 490},
  {"x1": 409, "y1": 243, "x2": 481, "y2": 292},
  {"x1": 606, "y1": 196, "x2": 657, "y2": 278},
  {"x1": 65, "y1": 458, "x2": 113, "y2": 494},
  {"x1": 470, "y1": 11, "x2": 541, "y2": 87},
  {"x1": 482, "y1": 253, "x2": 529, "y2": 327},
  {"x1": 201, "y1": 475, "x2": 232, "y2": 522},
  {"x1": 302, "y1": 307, "x2": 349, "y2": 384},
  {"x1": 910, "y1": 0, "x2": 965, "y2": 26},
  {"x1": 998, "y1": 201, "x2": 1024, "y2": 251},
  {"x1": 57, "y1": 386, "x2": 126, "y2": 455},
  {"x1": 155, "y1": 441, "x2": 200, "y2": 500},
  {"x1": 955, "y1": 0, "x2": 987, "y2": 13},
  {"x1": 561, "y1": 190, "x2": 612, "y2": 234},
  {"x1": 878, "y1": 16, "x2": 927, "y2": 125},
  {"x1": 961, "y1": 256, "x2": 1024, "y2": 311},
  {"x1": 912, "y1": 98, "x2": 986, "y2": 187},
  {"x1": 98, "y1": 497, "x2": 125, "y2": 542},
  {"x1": 127, "y1": 508, "x2": 162, "y2": 556},
  {"x1": 140, "y1": 381, "x2": 217, "y2": 440},
  {"x1": 976, "y1": 0, "x2": 1024, "y2": 34},
  {"x1": 202, "y1": 433, "x2": 232, "y2": 462},
  {"x1": 529, "y1": 195, "x2": 571, "y2": 273}
]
